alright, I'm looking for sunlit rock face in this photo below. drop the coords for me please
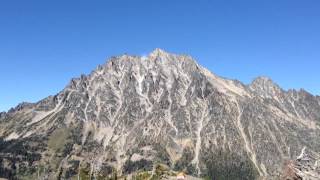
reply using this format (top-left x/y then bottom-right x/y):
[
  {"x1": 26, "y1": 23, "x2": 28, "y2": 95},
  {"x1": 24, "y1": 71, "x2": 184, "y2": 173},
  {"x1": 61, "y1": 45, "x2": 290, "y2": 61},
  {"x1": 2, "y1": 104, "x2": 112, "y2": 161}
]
[{"x1": 0, "y1": 49, "x2": 319, "y2": 179}]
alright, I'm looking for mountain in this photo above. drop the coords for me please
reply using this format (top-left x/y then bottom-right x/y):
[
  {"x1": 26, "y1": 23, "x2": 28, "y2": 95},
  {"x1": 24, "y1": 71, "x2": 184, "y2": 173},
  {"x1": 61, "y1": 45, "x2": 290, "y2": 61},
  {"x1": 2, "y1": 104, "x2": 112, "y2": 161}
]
[{"x1": 0, "y1": 49, "x2": 319, "y2": 180}]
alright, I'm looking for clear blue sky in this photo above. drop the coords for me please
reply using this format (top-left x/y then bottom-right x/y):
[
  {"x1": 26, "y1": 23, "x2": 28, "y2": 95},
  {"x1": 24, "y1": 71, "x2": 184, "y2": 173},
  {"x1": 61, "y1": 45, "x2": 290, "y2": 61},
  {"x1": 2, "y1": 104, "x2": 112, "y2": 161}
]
[{"x1": 1, "y1": 0, "x2": 319, "y2": 111}]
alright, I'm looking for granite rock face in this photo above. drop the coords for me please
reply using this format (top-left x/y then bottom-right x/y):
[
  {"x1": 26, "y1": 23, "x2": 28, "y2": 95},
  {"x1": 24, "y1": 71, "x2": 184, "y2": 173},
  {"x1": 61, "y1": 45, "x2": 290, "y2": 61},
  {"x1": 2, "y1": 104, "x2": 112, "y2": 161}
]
[
  {"x1": 282, "y1": 148, "x2": 320, "y2": 180},
  {"x1": 0, "y1": 49, "x2": 319, "y2": 179}
]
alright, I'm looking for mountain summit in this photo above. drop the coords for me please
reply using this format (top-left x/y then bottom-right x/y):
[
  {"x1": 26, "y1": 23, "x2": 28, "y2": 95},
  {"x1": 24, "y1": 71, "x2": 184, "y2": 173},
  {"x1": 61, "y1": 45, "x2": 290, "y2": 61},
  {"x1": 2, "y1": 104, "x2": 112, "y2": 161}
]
[{"x1": 1, "y1": 49, "x2": 319, "y2": 179}]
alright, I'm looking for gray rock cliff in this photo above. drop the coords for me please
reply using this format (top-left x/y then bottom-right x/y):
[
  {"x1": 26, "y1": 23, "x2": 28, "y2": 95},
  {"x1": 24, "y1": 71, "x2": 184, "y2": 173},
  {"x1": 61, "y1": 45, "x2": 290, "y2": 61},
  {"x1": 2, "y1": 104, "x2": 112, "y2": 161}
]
[{"x1": 0, "y1": 49, "x2": 319, "y2": 179}]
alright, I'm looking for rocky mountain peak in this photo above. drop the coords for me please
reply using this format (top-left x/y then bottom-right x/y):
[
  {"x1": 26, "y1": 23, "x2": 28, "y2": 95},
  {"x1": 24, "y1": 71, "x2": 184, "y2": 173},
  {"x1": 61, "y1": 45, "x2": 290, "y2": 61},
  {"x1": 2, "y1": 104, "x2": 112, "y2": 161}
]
[
  {"x1": 149, "y1": 48, "x2": 169, "y2": 58},
  {"x1": 249, "y1": 76, "x2": 282, "y2": 98},
  {"x1": 146, "y1": 48, "x2": 197, "y2": 68},
  {"x1": 7, "y1": 102, "x2": 34, "y2": 113},
  {"x1": 0, "y1": 50, "x2": 319, "y2": 180},
  {"x1": 0, "y1": 112, "x2": 6, "y2": 119},
  {"x1": 251, "y1": 76, "x2": 277, "y2": 88}
]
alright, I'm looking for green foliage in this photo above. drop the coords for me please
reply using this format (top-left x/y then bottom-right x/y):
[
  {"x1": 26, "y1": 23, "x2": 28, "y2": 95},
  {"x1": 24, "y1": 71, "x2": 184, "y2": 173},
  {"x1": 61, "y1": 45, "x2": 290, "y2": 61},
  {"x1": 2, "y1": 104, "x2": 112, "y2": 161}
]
[
  {"x1": 204, "y1": 149, "x2": 258, "y2": 180},
  {"x1": 154, "y1": 144, "x2": 171, "y2": 166},
  {"x1": 65, "y1": 160, "x2": 80, "y2": 179},
  {"x1": 0, "y1": 137, "x2": 44, "y2": 180},
  {"x1": 132, "y1": 164, "x2": 172, "y2": 180},
  {"x1": 79, "y1": 165, "x2": 123, "y2": 180},
  {"x1": 151, "y1": 164, "x2": 173, "y2": 179},
  {"x1": 133, "y1": 171, "x2": 152, "y2": 180},
  {"x1": 123, "y1": 159, "x2": 152, "y2": 174},
  {"x1": 79, "y1": 167, "x2": 90, "y2": 180},
  {"x1": 154, "y1": 164, "x2": 167, "y2": 177},
  {"x1": 174, "y1": 147, "x2": 195, "y2": 174},
  {"x1": 47, "y1": 127, "x2": 70, "y2": 152}
]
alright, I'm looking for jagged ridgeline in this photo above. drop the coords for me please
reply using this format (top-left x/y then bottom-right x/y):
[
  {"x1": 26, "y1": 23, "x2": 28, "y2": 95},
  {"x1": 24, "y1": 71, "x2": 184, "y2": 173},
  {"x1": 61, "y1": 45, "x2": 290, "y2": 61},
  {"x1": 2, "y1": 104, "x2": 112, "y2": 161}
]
[{"x1": 0, "y1": 49, "x2": 320, "y2": 180}]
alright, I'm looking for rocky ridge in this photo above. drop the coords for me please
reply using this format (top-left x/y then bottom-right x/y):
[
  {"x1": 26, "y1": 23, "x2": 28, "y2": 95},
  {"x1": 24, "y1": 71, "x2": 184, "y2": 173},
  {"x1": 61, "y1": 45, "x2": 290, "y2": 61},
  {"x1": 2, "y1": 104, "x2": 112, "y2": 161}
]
[{"x1": 0, "y1": 49, "x2": 319, "y2": 180}]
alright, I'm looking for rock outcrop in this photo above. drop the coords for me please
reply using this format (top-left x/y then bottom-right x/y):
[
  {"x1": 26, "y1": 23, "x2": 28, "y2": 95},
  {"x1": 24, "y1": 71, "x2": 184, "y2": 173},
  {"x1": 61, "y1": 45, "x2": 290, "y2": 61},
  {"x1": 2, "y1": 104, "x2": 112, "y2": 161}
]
[{"x1": 0, "y1": 49, "x2": 319, "y2": 179}]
